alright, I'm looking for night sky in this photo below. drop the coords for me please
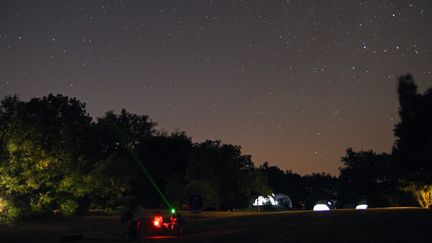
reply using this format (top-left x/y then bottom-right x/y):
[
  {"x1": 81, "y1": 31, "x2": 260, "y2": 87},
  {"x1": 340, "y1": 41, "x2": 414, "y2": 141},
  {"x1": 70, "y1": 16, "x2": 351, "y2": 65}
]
[{"x1": 1, "y1": 1, "x2": 431, "y2": 175}]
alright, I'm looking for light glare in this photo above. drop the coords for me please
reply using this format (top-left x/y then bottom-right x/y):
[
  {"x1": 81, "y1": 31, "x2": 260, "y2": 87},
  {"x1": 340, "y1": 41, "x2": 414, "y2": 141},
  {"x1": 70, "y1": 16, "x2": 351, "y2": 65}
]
[
  {"x1": 355, "y1": 204, "x2": 368, "y2": 210},
  {"x1": 313, "y1": 204, "x2": 330, "y2": 211}
]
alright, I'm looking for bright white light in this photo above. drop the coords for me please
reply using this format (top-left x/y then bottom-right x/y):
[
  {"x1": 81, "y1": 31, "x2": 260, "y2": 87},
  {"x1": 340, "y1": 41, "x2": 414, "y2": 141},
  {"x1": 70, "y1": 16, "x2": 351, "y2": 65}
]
[
  {"x1": 253, "y1": 196, "x2": 266, "y2": 206},
  {"x1": 313, "y1": 204, "x2": 330, "y2": 211},
  {"x1": 253, "y1": 195, "x2": 276, "y2": 206},
  {"x1": 355, "y1": 204, "x2": 368, "y2": 210},
  {"x1": 253, "y1": 194, "x2": 293, "y2": 208}
]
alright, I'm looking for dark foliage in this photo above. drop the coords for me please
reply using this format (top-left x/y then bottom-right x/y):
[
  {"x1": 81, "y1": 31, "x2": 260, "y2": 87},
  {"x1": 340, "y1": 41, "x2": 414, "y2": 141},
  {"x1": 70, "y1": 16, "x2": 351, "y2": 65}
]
[
  {"x1": 338, "y1": 148, "x2": 394, "y2": 207},
  {"x1": 0, "y1": 94, "x2": 269, "y2": 219},
  {"x1": 2, "y1": 73, "x2": 431, "y2": 219},
  {"x1": 337, "y1": 74, "x2": 432, "y2": 207},
  {"x1": 393, "y1": 74, "x2": 432, "y2": 183}
]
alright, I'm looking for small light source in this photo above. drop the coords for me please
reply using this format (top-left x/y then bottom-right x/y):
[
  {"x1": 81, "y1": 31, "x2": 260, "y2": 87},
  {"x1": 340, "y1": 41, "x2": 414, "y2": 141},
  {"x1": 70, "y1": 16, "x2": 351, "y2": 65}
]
[
  {"x1": 355, "y1": 204, "x2": 368, "y2": 210},
  {"x1": 153, "y1": 215, "x2": 163, "y2": 228},
  {"x1": 171, "y1": 208, "x2": 176, "y2": 214},
  {"x1": 313, "y1": 204, "x2": 330, "y2": 211}
]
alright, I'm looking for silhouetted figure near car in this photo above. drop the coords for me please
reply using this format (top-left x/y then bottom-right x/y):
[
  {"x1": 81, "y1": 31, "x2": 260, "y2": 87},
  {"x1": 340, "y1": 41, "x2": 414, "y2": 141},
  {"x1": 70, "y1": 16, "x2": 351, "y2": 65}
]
[
  {"x1": 132, "y1": 205, "x2": 145, "y2": 233},
  {"x1": 121, "y1": 207, "x2": 138, "y2": 239},
  {"x1": 174, "y1": 212, "x2": 186, "y2": 235}
]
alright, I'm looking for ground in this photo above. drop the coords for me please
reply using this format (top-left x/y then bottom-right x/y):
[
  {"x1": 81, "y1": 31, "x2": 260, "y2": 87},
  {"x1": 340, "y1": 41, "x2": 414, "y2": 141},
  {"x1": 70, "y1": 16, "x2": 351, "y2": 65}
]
[{"x1": 1, "y1": 208, "x2": 431, "y2": 242}]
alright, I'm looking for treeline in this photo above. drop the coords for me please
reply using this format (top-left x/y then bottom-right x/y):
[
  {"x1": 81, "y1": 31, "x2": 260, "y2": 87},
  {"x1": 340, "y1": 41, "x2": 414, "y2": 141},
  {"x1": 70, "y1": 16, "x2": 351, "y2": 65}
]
[
  {"x1": 0, "y1": 94, "x2": 272, "y2": 221},
  {"x1": 0, "y1": 74, "x2": 431, "y2": 221},
  {"x1": 262, "y1": 74, "x2": 432, "y2": 209},
  {"x1": 342, "y1": 74, "x2": 432, "y2": 208}
]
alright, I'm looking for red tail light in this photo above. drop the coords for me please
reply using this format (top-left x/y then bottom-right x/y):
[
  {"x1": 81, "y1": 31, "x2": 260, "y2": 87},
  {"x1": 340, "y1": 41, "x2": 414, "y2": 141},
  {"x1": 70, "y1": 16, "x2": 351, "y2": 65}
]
[{"x1": 152, "y1": 215, "x2": 163, "y2": 228}]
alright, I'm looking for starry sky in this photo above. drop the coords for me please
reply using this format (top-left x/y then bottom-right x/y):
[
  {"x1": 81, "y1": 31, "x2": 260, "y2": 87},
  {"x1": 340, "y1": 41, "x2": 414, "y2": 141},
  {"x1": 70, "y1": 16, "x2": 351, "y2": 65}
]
[{"x1": 1, "y1": 0, "x2": 431, "y2": 175}]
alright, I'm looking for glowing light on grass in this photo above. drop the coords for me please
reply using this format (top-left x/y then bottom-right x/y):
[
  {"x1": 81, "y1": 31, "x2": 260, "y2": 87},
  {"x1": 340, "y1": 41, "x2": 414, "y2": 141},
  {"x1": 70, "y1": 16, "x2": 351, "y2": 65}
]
[
  {"x1": 313, "y1": 201, "x2": 333, "y2": 211},
  {"x1": 355, "y1": 204, "x2": 368, "y2": 210},
  {"x1": 313, "y1": 204, "x2": 330, "y2": 211}
]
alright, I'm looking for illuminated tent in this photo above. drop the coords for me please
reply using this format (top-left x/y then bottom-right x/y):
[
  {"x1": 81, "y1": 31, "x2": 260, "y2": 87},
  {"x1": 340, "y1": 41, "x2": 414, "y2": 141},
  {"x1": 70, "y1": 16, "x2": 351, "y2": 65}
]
[
  {"x1": 356, "y1": 199, "x2": 368, "y2": 210},
  {"x1": 253, "y1": 193, "x2": 293, "y2": 208},
  {"x1": 253, "y1": 195, "x2": 276, "y2": 206},
  {"x1": 274, "y1": 193, "x2": 292, "y2": 208},
  {"x1": 313, "y1": 203, "x2": 330, "y2": 211},
  {"x1": 313, "y1": 200, "x2": 334, "y2": 211}
]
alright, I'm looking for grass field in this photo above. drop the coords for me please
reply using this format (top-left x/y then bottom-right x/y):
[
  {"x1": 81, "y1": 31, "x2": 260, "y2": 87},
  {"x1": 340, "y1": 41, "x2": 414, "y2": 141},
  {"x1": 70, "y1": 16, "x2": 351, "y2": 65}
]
[{"x1": 1, "y1": 207, "x2": 431, "y2": 242}]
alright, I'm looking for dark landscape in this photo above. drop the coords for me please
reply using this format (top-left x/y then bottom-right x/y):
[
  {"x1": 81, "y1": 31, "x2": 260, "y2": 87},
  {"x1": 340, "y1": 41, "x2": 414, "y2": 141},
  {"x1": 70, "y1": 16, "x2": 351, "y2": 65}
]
[
  {"x1": 1, "y1": 1, "x2": 432, "y2": 242},
  {"x1": 1, "y1": 208, "x2": 432, "y2": 242}
]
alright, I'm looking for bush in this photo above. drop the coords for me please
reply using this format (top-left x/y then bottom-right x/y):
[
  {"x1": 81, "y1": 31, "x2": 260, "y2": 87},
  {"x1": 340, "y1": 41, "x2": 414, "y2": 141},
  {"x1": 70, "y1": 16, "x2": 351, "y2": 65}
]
[
  {"x1": 0, "y1": 197, "x2": 21, "y2": 223},
  {"x1": 60, "y1": 200, "x2": 79, "y2": 217},
  {"x1": 406, "y1": 184, "x2": 432, "y2": 208}
]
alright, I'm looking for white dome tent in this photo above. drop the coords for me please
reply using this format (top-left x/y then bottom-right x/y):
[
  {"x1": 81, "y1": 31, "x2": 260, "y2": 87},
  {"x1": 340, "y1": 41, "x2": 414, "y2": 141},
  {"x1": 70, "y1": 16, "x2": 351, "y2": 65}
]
[
  {"x1": 274, "y1": 193, "x2": 293, "y2": 209},
  {"x1": 253, "y1": 195, "x2": 276, "y2": 206},
  {"x1": 253, "y1": 193, "x2": 293, "y2": 209},
  {"x1": 313, "y1": 200, "x2": 334, "y2": 211},
  {"x1": 356, "y1": 199, "x2": 368, "y2": 210}
]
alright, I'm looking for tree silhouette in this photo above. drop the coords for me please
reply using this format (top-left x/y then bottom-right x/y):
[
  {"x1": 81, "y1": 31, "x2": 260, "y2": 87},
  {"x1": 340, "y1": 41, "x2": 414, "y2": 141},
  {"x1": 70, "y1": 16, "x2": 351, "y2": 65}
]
[
  {"x1": 185, "y1": 140, "x2": 269, "y2": 210},
  {"x1": 338, "y1": 148, "x2": 392, "y2": 207},
  {"x1": 393, "y1": 74, "x2": 432, "y2": 182},
  {"x1": 259, "y1": 162, "x2": 303, "y2": 208},
  {"x1": 302, "y1": 173, "x2": 338, "y2": 209}
]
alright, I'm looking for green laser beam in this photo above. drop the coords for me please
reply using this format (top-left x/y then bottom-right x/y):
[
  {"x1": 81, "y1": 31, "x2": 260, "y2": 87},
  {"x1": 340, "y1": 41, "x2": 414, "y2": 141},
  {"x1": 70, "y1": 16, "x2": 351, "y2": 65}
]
[
  {"x1": 127, "y1": 149, "x2": 173, "y2": 210},
  {"x1": 108, "y1": 116, "x2": 174, "y2": 211}
]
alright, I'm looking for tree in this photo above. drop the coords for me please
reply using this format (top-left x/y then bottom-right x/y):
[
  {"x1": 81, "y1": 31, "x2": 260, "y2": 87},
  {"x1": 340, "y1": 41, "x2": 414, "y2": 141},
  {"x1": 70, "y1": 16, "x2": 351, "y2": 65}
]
[
  {"x1": 139, "y1": 131, "x2": 193, "y2": 207},
  {"x1": 0, "y1": 94, "x2": 94, "y2": 218},
  {"x1": 404, "y1": 183, "x2": 432, "y2": 208},
  {"x1": 90, "y1": 109, "x2": 157, "y2": 208},
  {"x1": 302, "y1": 173, "x2": 338, "y2": 209},
  {"x1": 393, "y1": 74, "x2": 432, "y2": 182},
  {"x1": 259, "y1": 163, "x2": 303, "y2": 208},
  {"x1": 391, "y1": 75, "x2": 432, "y2": 206},
  {"x1": 260, "y1": 162, "x2": 286, "y2": 193},
  {"x1": 338, "y1": 148, "x2": 393, "y2": 207},
  {"x1": 185, "y1": 140, "x2": 269, "y2": 210}
]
